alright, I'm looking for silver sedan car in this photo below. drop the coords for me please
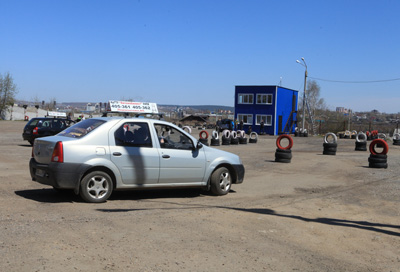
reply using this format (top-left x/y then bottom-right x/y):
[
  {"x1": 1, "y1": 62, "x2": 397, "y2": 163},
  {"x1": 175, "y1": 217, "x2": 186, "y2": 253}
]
[{"x1": 29, "y1": 117, "x2": 245, "y2": 203}]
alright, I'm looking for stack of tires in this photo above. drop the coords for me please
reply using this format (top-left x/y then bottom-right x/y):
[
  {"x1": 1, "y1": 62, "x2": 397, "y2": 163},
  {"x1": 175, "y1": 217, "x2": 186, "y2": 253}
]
[
  {"x1": 237, "y1": 130, "x2": 247, "y2": 144},
  {"x1": 393, "y1": 133, "x2": 400, "y2": 146},
  {"x1": 370, "y1": 130, "x2": 378, "y2": 140},
  {"x1": 230, "y1": 131, "x2": 239, "y2": 145},
  {"x1": 221, "y1": 130, "x2": 231, "y2": 145},
  {"x1": 199, "y1": 130, "x2": 209, "y2": 146},
  {"x1": 368, "y1": 139, "x2": 388, "y2": 169},
  {"x1": 355, "y1": 132, "x2": 367, "y2": 151},
  {"x1": 249, "y1": 132, "x2": 258, "y2": 143},
  {"x1": 323, "y1": 132, "x2": 337, "y2": 155},
  {"x1": 210, "y1": 130, "x2": 220, "y2": 146},
  {"x1": 275, "y1": 135, "x2": 293, "y2": 163}
]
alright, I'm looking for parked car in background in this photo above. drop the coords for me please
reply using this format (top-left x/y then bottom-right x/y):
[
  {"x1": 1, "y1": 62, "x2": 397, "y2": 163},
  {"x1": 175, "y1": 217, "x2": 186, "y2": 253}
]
[
  {"x1": 217, "y1": 119, "x2": 233, "y2": 132},
  {"x1": 22, "y1": 117, "x2": 75, "y2": 145},
  {"x1": 29, "y1": 117, "x2": 245, "y2": 203}
]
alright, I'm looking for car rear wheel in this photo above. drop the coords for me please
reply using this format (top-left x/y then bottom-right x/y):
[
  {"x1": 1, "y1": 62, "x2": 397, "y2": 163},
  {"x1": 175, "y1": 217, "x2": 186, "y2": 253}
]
[
  {"x1": 80, "y1": 171, "x2": 113, "y2": 203},
  {"x1": 210, "y1": 167, "x2": 231, "y2": 195}
]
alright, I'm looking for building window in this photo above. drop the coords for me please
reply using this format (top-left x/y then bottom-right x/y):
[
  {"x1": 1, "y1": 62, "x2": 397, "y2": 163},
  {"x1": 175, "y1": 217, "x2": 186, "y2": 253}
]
[
  {"x1": 256, "y1": 115, "x2": 272, "y2": 126},
  {"x1": 256, "y1": 94, "x2": 273, "y2": 104},
  {"x1": 238, "y1": 94, "x2": 254, "y2": 104},
  {"x1": 237, "y1": 114, "x2": 253, "y2": 125}
]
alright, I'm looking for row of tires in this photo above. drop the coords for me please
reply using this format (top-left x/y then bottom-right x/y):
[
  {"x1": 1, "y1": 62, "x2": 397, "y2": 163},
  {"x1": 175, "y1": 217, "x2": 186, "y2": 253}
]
[
  {"x1": 324, "y1": 132, "x2": 390, "y2": 168},
  {"x1": 198, "y1": 130, "x2": 259, "y2": 146}
]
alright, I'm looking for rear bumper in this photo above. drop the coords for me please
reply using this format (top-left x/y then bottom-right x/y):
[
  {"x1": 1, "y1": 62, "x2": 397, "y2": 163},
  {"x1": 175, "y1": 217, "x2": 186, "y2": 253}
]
[
  {"x1": 29, "y1": 158, "x2": 84, "y2": 189},
  {"x1": 22, "y1": 133, "x2": 34, "y2": 142},
  {"x1": 232, "y1": 164, "x2": 245, "y2": 184}
]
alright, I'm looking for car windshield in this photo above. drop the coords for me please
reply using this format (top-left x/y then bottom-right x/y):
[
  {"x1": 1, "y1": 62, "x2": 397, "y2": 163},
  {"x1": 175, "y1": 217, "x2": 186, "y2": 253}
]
[{"x1": 58, "y1": 119, "x2": 106, "y2": 138}]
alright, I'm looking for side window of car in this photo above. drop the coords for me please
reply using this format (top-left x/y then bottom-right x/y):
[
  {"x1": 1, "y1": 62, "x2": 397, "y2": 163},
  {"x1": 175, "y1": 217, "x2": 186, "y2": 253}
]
[
  {"x1": 154, "y1": 124, "x2": 193, "y2": 150},
  {"x1": 42, "y1": 120, "x2": 51, "y2": 127},
  {"x1": 114, "y1": 122, "x2": 152, "y2": 147},
  {"x1": 52, "y1": 120, "x2": 64, "y2": 129}
]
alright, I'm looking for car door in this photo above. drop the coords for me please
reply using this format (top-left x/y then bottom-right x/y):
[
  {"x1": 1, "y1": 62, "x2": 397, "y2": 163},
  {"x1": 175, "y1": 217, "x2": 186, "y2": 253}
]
[
  {"x1": 154, "y1": 124, "x2": 206, "y2": 184},
  {"x1": 109, "y1": 121, "x2": 160, "y2": 185}
]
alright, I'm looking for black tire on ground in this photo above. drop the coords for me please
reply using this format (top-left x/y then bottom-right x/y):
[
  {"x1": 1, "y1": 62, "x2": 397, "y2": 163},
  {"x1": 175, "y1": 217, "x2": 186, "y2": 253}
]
[
  {"x1": 276, "y1": 148, "x2": 292, "y2": 153},
  {"x1": 275, "y1": 152, "x2": 292, "y2": 160},
  {"x1": 80, "y1": 171, "x2": 113, "y2": 203},
  {"x1": 249, "y1": 138, "x2": 257, "y2": 143},
  {"x1": 339, "y1": 134, "x2": 344, "y2": 139},
  {"x1": 323, "y1": 150, "x2": 336, "y2": 155},
  {"x1": 231, "y1": 138, "x2": 239, "y2": 145},
  {"x1": 275, "y1": 158, "x2": 291, "y2": 163},
  {"x1": 323, "y1": 142, "x2": 338, "y2": 148},
  {"x1": 222, "y1": 139, "x2": 231, "y2": 145},
  {"x1": 210, "y1": 167, "x2": 231, "y2": 195},
  {"x1": 210, "y1": 138, "x2": 220, "y2": 146},
  {"x1": 368, "y1": 156, "x2": 387, "y2": 164},
  {"x1": 369, "y1": 154, "x2": 387, "y2": 159},
  {"x1": 239, "y1": 137, "x2": 247, "y2": 144},
  {"x1": 355, "y1": 141, "x2": 367, "y2": 151},
  {"x1": 393, "y1": 139, "x2": 400, "y2": 145},
  {"x1": 369, "y1": 162, "x2": 388, "y2": 169}
]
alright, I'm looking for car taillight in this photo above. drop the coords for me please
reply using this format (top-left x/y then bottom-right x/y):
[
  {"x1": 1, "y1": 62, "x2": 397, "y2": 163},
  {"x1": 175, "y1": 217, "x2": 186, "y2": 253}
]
[
  {"x1": 51, "y1": 141, "x2": 64, "y2": 163},
  {"x1": 33, "y1": 127, "x2": 38, "y2": 135}
]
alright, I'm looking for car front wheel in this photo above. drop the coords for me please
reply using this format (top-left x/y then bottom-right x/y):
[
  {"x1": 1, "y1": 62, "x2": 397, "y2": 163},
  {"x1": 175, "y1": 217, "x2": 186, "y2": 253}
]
[
  {"x1": 210, "y1": 167, "x2": 231, "y2": 195},
  {"x1": 80, "y1": 171, "x2": 113, "y2": 203}
]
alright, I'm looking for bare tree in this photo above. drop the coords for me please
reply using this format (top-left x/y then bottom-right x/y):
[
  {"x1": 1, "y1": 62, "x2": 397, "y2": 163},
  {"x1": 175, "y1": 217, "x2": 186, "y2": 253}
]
[
  {"x1": 31, "y1": 95, "x2": 41, "y2": 107},
  {"x1": 45, "y1": 97, "x2": 57, "y2": 111},
  {"x1": 299, "y1": 80, "x2": 326, "y2": 117},
  {"x1": 0, "y1": 72, "x2": 18, "y2": 119}
]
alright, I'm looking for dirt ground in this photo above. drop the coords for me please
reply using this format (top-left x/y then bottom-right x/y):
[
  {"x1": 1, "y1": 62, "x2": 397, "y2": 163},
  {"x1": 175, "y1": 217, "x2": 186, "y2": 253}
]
[{"x1": 1, "y1": 121, "x2": 399, "y2": 272}]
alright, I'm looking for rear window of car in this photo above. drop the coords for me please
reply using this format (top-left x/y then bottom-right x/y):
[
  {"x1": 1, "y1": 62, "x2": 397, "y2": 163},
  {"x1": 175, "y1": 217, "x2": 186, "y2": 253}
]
[
  {"x1": 58, "y1": 119, "x2": 106, "y2": 138},
  {"x1": 25, "y1": 119, "x2": 41, "y2": 128}
]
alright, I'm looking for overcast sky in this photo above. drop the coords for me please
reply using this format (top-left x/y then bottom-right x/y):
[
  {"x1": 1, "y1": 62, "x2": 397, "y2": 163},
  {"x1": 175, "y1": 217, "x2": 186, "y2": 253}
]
[{"x1": 1, "y1": 0, "x2": 399, "y2": 113}]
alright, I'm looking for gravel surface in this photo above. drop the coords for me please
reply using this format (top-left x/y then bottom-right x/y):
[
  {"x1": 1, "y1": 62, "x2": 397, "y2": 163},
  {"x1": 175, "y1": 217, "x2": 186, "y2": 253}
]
[{"x1": 1, "y1": 121, "x2": 399, "y2": 271}]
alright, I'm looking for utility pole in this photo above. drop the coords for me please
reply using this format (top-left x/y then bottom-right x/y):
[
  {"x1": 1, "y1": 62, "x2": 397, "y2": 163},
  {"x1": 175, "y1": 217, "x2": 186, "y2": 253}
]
[{"x1": 296, "y1": 58, "x2": 308, "y2": 132}]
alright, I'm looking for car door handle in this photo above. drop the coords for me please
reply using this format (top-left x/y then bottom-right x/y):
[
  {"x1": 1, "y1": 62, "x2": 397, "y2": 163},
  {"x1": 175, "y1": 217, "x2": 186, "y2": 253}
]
[
  {"x1": 162, "y1": 155, "x2": 170, "y2": 159},
  {"x1": 113, "y1": 152, "x2": 122, "y2": 156}
]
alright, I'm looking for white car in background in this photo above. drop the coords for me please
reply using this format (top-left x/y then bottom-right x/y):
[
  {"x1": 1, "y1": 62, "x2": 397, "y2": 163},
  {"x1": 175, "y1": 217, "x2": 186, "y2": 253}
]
[{"x1": 29, "y1": 117, "x2": 245, "y2": 203}]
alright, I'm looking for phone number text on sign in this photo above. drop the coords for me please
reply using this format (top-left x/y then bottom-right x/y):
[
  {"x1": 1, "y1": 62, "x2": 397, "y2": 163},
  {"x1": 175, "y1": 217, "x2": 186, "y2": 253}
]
[{"x1": 108, "y1": 101, "x2": 158, "y2": 113}]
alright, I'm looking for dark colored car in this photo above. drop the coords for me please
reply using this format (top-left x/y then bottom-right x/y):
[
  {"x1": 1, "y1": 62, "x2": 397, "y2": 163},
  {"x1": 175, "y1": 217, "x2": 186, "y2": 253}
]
[
  {"x1": 217, "y1": 119, "x2": 233, "y2": 132},
  {"x1": 22, "y1": 117, "x2": 75, "y2": 145}
]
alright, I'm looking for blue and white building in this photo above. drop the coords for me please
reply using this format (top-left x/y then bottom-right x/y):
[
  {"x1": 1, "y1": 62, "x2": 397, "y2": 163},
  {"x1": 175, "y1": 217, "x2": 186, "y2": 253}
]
[{"x1": 234, "y1": 85, "x2": 299, "y2": 135}]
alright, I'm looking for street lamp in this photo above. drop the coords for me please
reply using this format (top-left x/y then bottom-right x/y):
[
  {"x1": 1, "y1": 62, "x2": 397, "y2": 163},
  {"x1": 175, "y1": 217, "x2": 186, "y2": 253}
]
[{"x1": 296, "y1": 57, "x2": 308, "y2": 133}]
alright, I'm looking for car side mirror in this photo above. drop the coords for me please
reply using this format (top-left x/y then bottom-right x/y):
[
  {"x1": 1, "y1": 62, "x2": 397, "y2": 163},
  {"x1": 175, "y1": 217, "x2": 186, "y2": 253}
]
[{"x1": 194, "y1": 141, "x2": 203, "y2": 150}]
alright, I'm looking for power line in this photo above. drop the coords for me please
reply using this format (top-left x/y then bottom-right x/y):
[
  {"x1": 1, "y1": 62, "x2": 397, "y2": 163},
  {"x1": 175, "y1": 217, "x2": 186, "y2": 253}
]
[{"x1": 308, "y1": 76, "x2": 400, "y2": 83}]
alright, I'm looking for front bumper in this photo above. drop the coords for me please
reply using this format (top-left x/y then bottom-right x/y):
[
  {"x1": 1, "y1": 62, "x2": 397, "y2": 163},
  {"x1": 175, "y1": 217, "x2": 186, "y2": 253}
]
[
  {"x1": 29, "y1": 158, "x2": 84, "y2": 189},
  {"x1": 232, "y1": 164, "x2": 245, "y2": 184}
]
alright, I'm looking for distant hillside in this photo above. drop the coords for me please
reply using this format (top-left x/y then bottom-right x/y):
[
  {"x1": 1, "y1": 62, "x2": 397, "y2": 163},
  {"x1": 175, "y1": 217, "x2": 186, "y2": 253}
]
[{"x1": 159, "y1": 104, "x2": 234, "y2": 112}]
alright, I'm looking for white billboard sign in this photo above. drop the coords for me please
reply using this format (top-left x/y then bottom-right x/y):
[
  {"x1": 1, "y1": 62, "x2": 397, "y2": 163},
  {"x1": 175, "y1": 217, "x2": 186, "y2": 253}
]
[
  {"x1": 107, "y1": 101, "x2": 158, "y2": 114},
  {"x1": 47, "y1": 111, "x2": 67, "y2": 117}
]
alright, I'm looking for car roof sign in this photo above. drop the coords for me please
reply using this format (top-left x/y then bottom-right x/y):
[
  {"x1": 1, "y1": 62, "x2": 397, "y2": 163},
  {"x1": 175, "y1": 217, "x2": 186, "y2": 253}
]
[
  {"x1": 47, "y1": 111, "x2": 67, "y2": 117},
  {"x1": 106, "y1": 100, "x2": 158, "y2": 114}
]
